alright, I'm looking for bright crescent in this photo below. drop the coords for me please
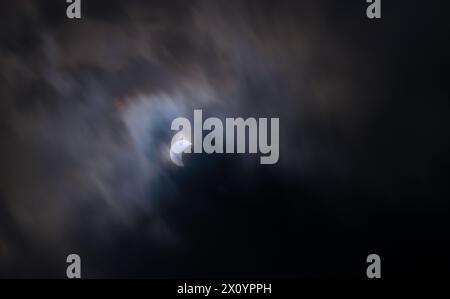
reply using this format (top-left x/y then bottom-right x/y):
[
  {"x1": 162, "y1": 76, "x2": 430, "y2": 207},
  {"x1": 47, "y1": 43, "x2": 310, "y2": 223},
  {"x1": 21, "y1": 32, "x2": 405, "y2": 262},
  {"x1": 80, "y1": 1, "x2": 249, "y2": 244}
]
[{"x1": 169, "y1": 139, "x2": 191, "y2": 167}]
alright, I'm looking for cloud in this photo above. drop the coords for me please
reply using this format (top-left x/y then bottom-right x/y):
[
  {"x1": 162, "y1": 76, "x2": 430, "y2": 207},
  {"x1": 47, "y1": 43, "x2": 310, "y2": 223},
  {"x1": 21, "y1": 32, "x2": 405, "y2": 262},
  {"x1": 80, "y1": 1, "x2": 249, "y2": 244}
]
[{"x1": 0, "y1": 0, "x2": 390, "y2": 277}]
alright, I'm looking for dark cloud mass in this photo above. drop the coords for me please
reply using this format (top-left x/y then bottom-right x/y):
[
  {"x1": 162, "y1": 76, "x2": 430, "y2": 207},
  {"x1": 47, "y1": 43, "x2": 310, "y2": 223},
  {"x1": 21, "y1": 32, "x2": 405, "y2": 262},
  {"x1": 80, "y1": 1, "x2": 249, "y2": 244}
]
[{"x1": 0, "y1": 0, "x2": 449, "y2": 278}]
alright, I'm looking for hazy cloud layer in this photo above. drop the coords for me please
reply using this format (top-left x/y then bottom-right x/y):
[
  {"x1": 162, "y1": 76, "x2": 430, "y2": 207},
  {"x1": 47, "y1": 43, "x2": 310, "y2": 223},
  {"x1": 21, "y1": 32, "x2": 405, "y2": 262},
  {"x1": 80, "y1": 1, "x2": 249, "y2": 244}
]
[{"x1": 0, "y1": 1, "x2": 449, "y2": 277}]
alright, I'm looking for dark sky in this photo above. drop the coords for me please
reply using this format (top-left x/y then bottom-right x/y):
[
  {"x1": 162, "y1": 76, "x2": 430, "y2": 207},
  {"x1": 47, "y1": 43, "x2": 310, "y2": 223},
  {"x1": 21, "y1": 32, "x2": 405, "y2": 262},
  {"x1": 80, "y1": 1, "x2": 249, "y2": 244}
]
[{"x1": 0, "y1": 0, "x2": 449, "y2": 278}]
